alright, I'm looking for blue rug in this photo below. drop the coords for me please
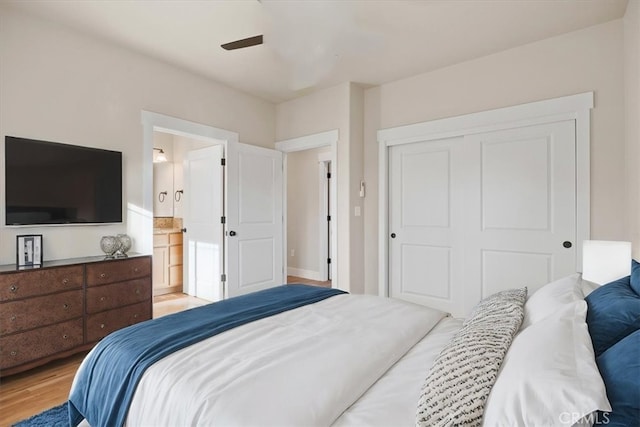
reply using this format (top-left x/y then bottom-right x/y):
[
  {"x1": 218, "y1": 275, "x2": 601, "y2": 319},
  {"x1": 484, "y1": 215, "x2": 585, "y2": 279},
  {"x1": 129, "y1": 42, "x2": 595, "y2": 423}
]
[{"x1": 13, "y1": 402, "x2": 68, "y2": 427}]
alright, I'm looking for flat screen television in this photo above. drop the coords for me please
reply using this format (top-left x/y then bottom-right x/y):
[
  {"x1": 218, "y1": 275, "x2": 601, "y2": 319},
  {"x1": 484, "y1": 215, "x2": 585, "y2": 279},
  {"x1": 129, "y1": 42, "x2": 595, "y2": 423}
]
[{"x1": 5, "y1": 136, "x2": 123, "y2": 225}]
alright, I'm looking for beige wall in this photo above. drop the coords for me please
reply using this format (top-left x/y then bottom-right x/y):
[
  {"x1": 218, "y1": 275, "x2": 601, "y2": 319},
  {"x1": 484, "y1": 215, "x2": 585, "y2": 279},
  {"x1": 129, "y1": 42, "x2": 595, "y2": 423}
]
[
  {"x1": 364, "y1": 19, "x2": 626, "y2": 294},
  {"x1": 348, "y1": 85, "x2": 365, "y2": 293},
  {"x1": 624, "y1": 2, "x2": 640, "y2": 259},
  {"x1": 287, "y1": 146, "x2": 330, "y2": 279},
  {"x1": 0, "y1": 7, "x2": 275, "y2": 264},
  {"x1": 276, "y1": 83, "x2": 365, "y2": 292}
]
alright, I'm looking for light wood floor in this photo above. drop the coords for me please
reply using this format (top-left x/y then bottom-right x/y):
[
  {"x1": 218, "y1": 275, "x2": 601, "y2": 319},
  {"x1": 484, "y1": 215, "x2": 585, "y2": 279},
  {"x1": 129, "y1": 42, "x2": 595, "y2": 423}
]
[
  {"x1": 0, "y1": 293, "x2": 209, "y2": 426},
  {"x1": 0, "y1": 282, "x2": 328, "y2": 425},
  {"x1": 287, "y1": 275, "x2": 332, "y2": 288}
]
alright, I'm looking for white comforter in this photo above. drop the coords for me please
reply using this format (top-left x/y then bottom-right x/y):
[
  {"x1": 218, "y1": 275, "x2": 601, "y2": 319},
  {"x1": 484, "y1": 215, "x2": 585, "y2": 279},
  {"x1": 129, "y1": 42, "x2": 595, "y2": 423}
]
[
  {"x1": 335, "y1": 316, "x2": 462, "y2": 426},
  {"x1": 119, "y1": 294, "x2": 446, "y2": 426}
]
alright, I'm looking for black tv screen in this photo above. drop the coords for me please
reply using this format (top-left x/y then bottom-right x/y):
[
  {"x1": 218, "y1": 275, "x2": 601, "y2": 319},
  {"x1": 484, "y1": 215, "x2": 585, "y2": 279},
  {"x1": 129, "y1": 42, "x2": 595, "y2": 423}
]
[{"x1": 5, "y1": 136, "x2": 123, "y2": 225}]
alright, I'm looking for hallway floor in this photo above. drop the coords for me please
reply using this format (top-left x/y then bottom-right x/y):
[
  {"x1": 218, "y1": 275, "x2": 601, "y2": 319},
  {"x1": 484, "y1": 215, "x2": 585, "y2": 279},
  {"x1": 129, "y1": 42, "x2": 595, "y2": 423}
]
[{"x1": 287, "y1": 275, "x2": 332, "y2": 288}]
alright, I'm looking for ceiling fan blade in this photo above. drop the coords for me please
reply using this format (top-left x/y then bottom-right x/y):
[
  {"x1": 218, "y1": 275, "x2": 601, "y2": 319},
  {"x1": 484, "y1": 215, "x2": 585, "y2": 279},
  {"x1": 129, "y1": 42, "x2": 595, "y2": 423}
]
[{"x1": 221, "y1": 35, "x2": 264, "y2": 51}]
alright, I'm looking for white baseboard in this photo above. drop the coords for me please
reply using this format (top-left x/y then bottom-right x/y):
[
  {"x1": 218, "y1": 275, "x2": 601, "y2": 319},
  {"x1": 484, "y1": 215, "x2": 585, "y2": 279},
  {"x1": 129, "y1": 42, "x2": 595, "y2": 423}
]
[{"x1": 287, "y1": 267, "x2": 323, "y2": 282}]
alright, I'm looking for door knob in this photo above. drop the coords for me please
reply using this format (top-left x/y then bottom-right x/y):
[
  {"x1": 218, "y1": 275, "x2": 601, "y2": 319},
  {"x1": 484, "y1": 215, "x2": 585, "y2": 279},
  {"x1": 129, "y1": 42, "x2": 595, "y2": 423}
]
[
  {"x1": 229, "y1": 231, "x2": 237, "y2": 236},
  {"x1": 390, "y1": 233, "x2": 396, "y2": 239},
  {"x1": 563, "y1": 241, "x2": 572, "y2": 248},
  {"x1": 181, "y1": 228, "x2": 187, "y2": 233}
]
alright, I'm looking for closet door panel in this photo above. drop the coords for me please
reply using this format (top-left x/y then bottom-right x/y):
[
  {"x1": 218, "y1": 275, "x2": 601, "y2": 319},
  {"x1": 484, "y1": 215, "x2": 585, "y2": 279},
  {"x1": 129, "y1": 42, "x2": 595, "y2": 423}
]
[
  {"x1": 388, "y1": 136, "x2": 467, "y2": 316},
  {"x1": 464, "y1": 121, "x2": 576, "y2": 313}
]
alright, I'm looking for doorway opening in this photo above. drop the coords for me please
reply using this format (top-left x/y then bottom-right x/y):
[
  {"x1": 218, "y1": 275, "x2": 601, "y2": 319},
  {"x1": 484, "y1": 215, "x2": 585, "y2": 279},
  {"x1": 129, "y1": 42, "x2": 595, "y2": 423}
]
[
  {"x1": 284, "y1": 148, "x2": 332, "y2": 288},
  {"x1": 141, "y1": 111, "x2": 238, "y2": 304},
  {"x1": 275, "y1": 130, "x2": 338, "y2": 289},
  {"x1": 151, "y1": 131, "x2": 225, "y2": 302}
]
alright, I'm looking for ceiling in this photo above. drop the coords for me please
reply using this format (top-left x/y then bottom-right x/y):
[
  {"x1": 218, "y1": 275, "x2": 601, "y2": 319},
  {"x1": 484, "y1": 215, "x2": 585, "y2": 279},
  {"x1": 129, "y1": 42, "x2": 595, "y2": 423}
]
[{"x1": 5, "y1": 0, "x2": 629, "y2": 103}]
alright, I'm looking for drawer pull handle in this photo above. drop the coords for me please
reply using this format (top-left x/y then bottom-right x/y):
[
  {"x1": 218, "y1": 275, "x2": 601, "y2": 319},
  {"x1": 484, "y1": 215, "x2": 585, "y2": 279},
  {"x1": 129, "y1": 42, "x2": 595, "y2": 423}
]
[
  {"x1": 62, "y1": 278, "x2": 69, "y2": 285},
  {"x1": 10, "y1": 351, "x2": 17, "y2": 357},
  {"x1": 100, "y1": 323, "x2": 105, "y2": 329},
  {"x1": 135, "y1": 289, "x2": 140, "y2": 295},
  {"x1": 133, "y1": 314, "x2": 138, "y2": 318},
  {"x1": 133, "y1": 267, "x2": 140, "y2": 273},
  {"x1": 100, "y1": 273, "x2": 107, "y2": 279},
  {"x1": 63, "y1": 303, "x2": 69, "y2": 309},
  {"x1": 100, "y1": 297, "x2": 106, "y2": 302},
  {"x1": 62, "y1": 334, "x2": 68, "y2": 339},
  {"x1": 9, "y1": 285, "x2": 17, "y2": 293},
  {"x1": 10, "y1": 315, "x2": 16, "y2": 322}
]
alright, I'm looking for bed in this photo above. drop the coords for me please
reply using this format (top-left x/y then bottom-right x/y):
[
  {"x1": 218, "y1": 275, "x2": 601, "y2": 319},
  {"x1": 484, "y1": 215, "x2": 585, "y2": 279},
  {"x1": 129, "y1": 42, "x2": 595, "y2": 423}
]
[{"x1": 68, "y1": 266, "x2": 640, "y2": 427}]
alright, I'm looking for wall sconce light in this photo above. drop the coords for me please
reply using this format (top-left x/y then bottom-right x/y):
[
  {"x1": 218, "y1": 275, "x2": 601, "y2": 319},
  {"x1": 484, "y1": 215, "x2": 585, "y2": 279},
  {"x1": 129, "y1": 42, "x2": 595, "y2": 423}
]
[
  {"x1": 153, "y1": 148, "x2": 168, "y2": 163},
  {"x1": 582, "y1": 240, "x2": 632, "y2": 285}
]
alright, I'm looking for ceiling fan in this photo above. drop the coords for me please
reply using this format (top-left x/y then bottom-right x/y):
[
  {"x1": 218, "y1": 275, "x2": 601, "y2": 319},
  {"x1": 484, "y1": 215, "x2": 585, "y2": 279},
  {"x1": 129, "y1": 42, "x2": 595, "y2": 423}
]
[{"x1": 221, "y1": 35, "x2": 264, "y2": 51}]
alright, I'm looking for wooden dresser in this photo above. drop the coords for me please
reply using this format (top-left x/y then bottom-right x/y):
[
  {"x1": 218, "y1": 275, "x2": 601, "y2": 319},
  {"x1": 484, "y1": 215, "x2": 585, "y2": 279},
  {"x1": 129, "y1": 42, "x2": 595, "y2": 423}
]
[{"x1": 0, "y1": 255, "x2": 152, "y2": 377}]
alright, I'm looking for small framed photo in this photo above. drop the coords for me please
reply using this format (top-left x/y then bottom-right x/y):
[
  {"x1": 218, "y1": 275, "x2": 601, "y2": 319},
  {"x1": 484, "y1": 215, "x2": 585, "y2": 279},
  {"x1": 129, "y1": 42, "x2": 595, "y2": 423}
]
[{"x1": 17, "y1": 234, "x2": 43, "y2": 268}]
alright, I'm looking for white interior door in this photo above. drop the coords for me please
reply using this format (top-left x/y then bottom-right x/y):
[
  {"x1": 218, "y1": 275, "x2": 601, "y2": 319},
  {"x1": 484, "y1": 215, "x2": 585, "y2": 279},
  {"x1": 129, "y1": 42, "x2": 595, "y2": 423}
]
[
  {"x1": 389, "y1": 120, "x2": 577, "y2": 317},
  {"x1": 389, "y1": 136, "x2": 468, "y2": 315},
  {"x1": 226, "y1": 142, "x2": 283, "y2": 298},
  {"x1": 183, "y1": 145, "x2": 224, "y2": 302}
]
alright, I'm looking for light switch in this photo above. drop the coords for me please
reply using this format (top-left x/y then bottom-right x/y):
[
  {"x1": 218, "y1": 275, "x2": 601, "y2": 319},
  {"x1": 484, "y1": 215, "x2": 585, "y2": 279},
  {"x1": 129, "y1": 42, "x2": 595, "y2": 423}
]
[{"x1": 355, "y1": 206, "x2": 361, "y2": 217}]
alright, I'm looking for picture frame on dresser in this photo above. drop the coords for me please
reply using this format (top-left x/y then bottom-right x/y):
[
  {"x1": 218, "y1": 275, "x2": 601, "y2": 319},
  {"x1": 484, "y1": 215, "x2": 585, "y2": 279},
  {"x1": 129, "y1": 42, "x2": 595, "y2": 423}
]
[{"x1": 16, "y1": 234, "x2": 43, "y2": 268}]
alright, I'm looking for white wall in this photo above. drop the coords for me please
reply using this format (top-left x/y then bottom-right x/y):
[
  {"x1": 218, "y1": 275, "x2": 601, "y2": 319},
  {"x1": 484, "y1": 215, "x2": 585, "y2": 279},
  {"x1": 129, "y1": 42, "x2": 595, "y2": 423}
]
[
  {"x1": 0, "y1": 7, "x2": 275, "y2": 264},
  {"x1": 287, "y1": 146, "x2": 330, "y2": 279},
  {"x1": 364, "y1": 19, "x2": 626, "y2": 294},
  {"x1": 276, "y1": 83, "x2": 365, "y2": 292},
  {"x1": 624, "y1": 2, "x2": 640, "y2": 259}
]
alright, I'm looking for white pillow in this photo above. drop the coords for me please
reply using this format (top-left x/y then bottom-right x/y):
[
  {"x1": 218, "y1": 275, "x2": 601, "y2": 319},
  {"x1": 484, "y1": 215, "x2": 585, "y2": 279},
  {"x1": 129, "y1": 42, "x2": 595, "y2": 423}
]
[
  {"x1": 483, "y1": 301, "x2": 611, "y2": 426},
  {"x1": 522, "y1": 274, "x2": 584, "y2": 328}
]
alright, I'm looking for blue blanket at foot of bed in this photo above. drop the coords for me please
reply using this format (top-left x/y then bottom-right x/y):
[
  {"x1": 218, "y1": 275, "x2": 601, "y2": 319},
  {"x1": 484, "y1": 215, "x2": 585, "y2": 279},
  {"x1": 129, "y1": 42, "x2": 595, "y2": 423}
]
[{"x1": 69, "y1": 284, "x2": 346, "y2": 427}]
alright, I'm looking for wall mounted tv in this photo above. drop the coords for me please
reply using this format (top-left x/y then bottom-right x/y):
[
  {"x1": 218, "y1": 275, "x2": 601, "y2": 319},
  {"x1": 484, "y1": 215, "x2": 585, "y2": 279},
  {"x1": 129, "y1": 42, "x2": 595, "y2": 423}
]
[{"x1": 5, "y1": 136, "x2": 123, "y2": 225}]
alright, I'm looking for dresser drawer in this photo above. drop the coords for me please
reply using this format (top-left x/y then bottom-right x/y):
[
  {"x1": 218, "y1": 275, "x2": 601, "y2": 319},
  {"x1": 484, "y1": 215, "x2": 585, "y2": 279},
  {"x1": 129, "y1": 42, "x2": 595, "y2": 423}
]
[
  {"x1": 86, "y1": 301, "x2": 151, "y2": 343},
  {"x1": 0, "y1": 290, "x2": 83, "y2": 336},
  {"x1": 86, "y1": 257, "x2": 151, "y2": 286},
  {"x1": 0, "y1": 266, "x2": 83, "y2": 302},
  {"x1": 86, "y1": 278, "x2": 151, "y2": 314},
  {"x1": 0, "y1": 318, "x2": 83, "y2": 369}
]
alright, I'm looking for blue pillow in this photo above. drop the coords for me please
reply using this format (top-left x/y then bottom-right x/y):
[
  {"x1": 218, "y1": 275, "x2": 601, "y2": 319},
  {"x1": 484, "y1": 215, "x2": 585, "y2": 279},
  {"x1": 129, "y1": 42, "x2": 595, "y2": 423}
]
[
  {"x1": 631, "y1": 259, "x2": 640, "y2": 296},
  {"x1": 595, "y1": 330, "x2": 640, "y2": 427},
  {"x1": 585, "y1": 275, "x2": 640, "y2": 356}
]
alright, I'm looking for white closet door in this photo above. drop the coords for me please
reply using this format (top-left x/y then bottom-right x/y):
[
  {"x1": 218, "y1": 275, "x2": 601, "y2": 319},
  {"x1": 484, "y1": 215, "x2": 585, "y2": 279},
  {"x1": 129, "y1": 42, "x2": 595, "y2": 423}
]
[
  {"x1": 226, "y1": 143, "x2": 283, "y2": 298},
  {"x1": 462, "y1": 120, "x2": 576, "y2": 314},
  {"x1": 389, "y1": 120, "x2": 576, "y2": 318},
  {"x1": 389, "y1": 136, "x2": 468, "y2": 316}
]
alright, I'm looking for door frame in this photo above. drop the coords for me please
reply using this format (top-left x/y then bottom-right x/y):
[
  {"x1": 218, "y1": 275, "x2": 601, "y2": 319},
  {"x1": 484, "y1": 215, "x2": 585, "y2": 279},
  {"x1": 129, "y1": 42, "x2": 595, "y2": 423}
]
[
  {"x1": 276, "y1": 130, "x2": 339, "y2": 288},
  {"x1": 140, "y1": 111, "x2": 238, "y2": 292},
  {"x1": 377, "y1": 92, "x2": 594, "y2": 297}
]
